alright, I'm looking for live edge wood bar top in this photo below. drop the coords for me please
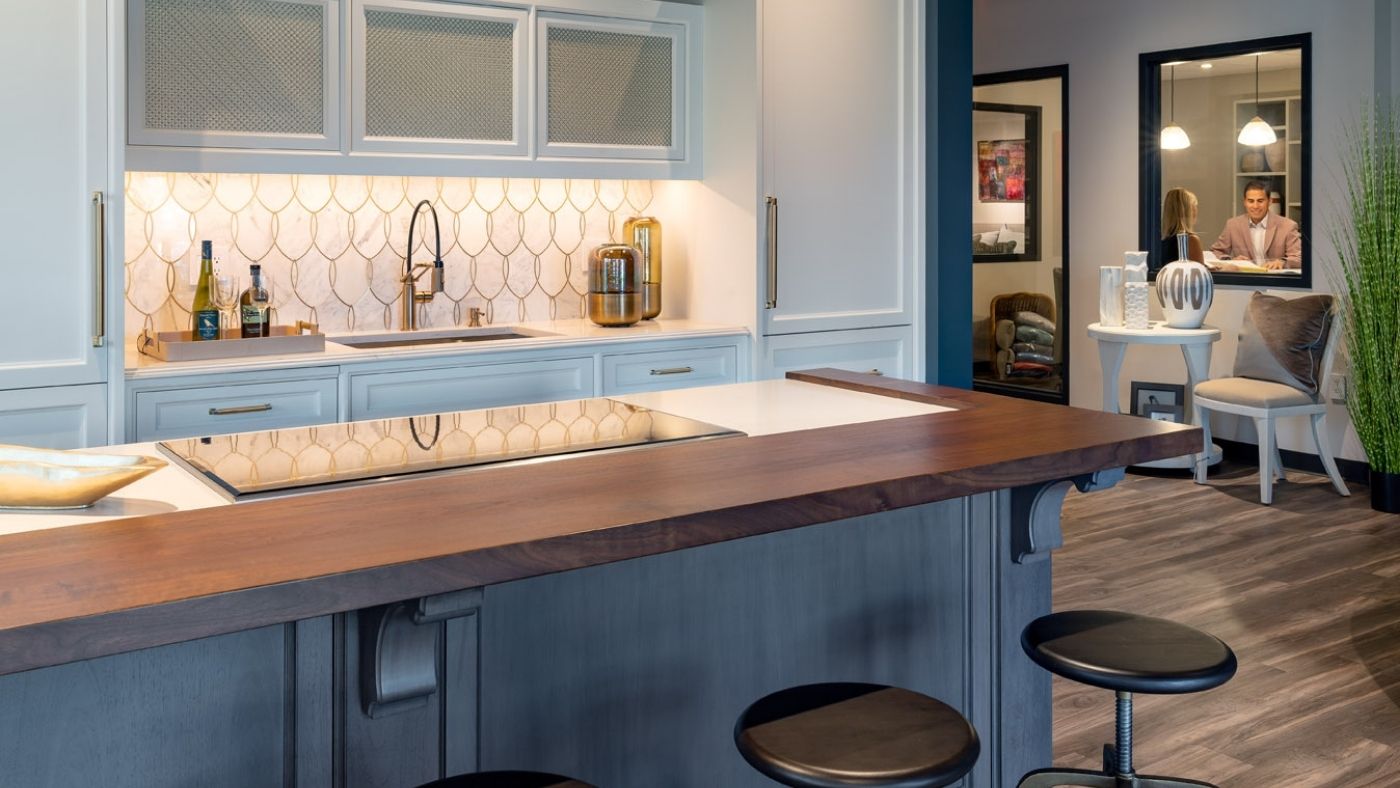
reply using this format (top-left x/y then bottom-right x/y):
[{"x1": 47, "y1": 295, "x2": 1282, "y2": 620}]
[{"x1": 0, "y1": 370, "x2": 1199, "y2": 676}]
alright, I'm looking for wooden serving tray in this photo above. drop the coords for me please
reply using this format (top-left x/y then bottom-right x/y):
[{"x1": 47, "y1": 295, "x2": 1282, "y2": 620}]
[{"x1": 137, "y1": 325, "x2": 325, "y2": 362}]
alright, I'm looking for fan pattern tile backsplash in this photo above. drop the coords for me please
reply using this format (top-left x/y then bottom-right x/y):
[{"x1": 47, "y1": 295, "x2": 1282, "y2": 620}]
[{"x1": 124, "y1": 172, "x2": 655, "y2": 339}]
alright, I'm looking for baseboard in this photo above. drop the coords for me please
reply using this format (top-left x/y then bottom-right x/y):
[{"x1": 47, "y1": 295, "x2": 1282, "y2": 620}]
[{"x1": 1214, "y1": 438, "x2": 1371, "y2": 485}]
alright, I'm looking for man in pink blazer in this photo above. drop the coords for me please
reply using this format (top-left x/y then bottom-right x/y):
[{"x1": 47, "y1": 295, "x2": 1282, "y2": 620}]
[{"x1": 1209, "y1": 180, "x2": 1302, "y2": 270}]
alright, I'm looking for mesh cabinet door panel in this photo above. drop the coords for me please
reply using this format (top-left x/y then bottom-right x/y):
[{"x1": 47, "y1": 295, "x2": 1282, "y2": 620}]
[
  {"x1": 355, "y1": 1, "x2": 528, "y2": 154},
  {"x1": 539, "y1": 16, "x2": 685, "y2": 160},
  {"x1": 132, "y1": 0, "x2": 338, "y2": 149}
]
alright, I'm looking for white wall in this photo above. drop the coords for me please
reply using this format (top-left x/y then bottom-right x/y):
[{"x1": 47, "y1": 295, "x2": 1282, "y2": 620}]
[{"x1": 974, "y1": 0, "x2": 1387, "y2": 462}]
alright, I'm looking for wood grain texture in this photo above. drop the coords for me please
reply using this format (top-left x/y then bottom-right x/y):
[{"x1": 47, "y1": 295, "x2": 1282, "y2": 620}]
[
  {"x1": 0, "y1": 370, "x2": 1197, "y2": 676},
  {"x1": 1053, "y1": 464, "x2": 1400, "y2": 786}
]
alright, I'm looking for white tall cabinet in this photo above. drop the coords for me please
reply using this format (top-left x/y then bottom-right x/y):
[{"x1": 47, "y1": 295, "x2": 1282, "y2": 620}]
[
  {"x1": 0, "y1": 0, "x2": 110, "y2": 447},
  {"x1": 757, "y1": 0, "x2": 922, "y2": 378}
]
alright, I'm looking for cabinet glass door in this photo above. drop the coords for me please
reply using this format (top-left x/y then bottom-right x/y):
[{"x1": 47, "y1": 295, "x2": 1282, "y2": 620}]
[
  {"x1": 536, "y1": 14, "x2": 686, "y2": 161},
  {"x1": 129, "y1": 0, "x2": 340, "y2": 150},
  {"x1": 352, "y1": 0, "x2": 528, "y2": 155},
  {"x1": 971, "y1": 68, "x2": 1068, "y2": 404}
]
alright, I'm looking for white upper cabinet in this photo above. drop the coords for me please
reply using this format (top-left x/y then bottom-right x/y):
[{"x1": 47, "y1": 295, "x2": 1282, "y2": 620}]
[
  {"x1": 351, "y1": 0, "x2": 528, "y2": 155},
  {"x1": 537, "y1": 13, "x2": 689, "y2": 163},
  {"x1": 128, "y1": 0, "x2": 341, "y2": 150},
  {"x1": 126, "y1": 0, "x2": 702, "y2": 178},
  {"x1": 759, "y1": 0, "x2": 920, "y2": 337}
]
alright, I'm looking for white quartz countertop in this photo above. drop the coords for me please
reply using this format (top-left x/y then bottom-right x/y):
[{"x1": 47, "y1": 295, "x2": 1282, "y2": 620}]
[
  {"x1": 126, "y1": 318, "x2": 749, "y2": 378},
  {"x1": 0, "y1": 379, "x2": 951, "y2": 537}
]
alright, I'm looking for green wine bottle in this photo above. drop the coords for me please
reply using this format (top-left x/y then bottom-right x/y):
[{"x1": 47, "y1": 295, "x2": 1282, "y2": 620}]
[{"x1": 192, "y1": 240, "x2": 220, "y2": 340}]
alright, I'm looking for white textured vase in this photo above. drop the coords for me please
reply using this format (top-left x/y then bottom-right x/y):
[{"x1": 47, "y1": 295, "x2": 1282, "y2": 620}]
[
  {"x1": 1123, "y1": 251, "x2": 1148, "y2": 284},
  {"x1": 1124, "y1": 282, "x2": 1150, "y2": 330},
  {"x1": 1155, "y1": 259, "x2": 1214, "y2": 329},
  {"x1": 1099, "y1": 266, "x2": 1124, "y2": 327}
]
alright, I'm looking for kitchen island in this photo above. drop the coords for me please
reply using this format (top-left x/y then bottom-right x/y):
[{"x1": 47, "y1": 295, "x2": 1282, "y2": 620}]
[{"x1": 0, "y1": 371, "x2": 1197, "y2": 788}]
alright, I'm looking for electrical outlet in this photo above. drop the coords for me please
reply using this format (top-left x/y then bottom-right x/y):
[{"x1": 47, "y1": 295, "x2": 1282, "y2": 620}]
[{"x1": 1330, "y1": 372, "x2": 1348, "y2": 404}]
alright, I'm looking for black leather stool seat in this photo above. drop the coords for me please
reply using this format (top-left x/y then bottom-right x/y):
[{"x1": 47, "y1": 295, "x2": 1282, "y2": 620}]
[
  {"x1": 734, "y1": 682, "x2": 980, "y2": 788},
  {"x1": 416, "y1": 771, "x2": 594, "y2": 788},
  {"x1": 1022, "y1": 610, "x2": 1237, "y2": 694}
]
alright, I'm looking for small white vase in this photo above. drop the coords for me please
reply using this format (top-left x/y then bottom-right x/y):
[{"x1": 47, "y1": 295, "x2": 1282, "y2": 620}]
[
  {"x1": 1099, "y1": 266, "x2": 1124, "y2": 327},
  {"x1": 1124, "y1": 282, "x2": 1150, "y2": 329},
  {"x1": 1155, "y1": 259, "x2": 1214, "y2": 329}
]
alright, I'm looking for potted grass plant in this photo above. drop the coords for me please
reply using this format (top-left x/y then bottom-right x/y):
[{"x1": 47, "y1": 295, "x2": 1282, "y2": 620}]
[{"x1": 1332, "y1": 104, "x2": 1400, "y2": 513}]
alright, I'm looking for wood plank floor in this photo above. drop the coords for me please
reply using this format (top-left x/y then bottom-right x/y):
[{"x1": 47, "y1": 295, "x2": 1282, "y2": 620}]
[{"x1": 1053, "y1": 463, "x2": 1400, "y2": 786}]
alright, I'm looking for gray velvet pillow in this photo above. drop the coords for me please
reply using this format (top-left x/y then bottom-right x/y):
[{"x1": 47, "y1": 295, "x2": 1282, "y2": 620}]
[{"x1": 1233, "y1": 292, "x2": 1334, "y2": 395}]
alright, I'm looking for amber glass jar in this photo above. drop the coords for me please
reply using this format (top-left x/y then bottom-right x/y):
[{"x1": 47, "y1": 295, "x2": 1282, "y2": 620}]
[
  {"x1": 586, "y1": 244, "x2": 644, "y2": 326},
  {"x1": 623, "y1": 216, "x2": 662, "y2": 319}
]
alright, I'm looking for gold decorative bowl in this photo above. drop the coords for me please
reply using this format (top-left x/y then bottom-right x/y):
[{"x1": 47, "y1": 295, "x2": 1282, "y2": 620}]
[{"x1": 0, "y1": 445, "x2": 167, "y2": 510}]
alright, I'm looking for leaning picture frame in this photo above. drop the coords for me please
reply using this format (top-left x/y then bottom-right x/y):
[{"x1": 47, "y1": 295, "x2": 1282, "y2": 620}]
[
  {"x1": 1143, "y1": 403, "x2": 1186, "y2": 423},
  {"x1": 1130, "y1": 381, "x2": 1187, "y2": 418}
]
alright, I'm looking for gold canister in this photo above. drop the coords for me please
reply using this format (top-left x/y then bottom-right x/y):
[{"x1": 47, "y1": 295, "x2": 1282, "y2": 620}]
[
  {"x1": 623, "y1": 216, "x2": 662, "y2": 319},
  {"x1": 586, "y1": 243, "x2": 644, "y2": 326}
]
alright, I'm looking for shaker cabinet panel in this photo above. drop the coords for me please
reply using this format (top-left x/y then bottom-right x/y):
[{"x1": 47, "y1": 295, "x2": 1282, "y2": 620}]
[
  {"x1": 128, "y1": 0, "x2": 341, "y2": 150},
  {"x1": 537, "y1": 13, "x2": 693, "y2": 163},
  {"x1": 762, "y1": 327, "x2": 912, "y2": 382},
  {"x1": 600, "y1": 345, "x2": 737, "y2": 396},
  {"x1": 352, "y1": 0, "x2": 528, "y2": 155},
  {"x1": 347, "y1": 357, "x2": 594, "y2": 421},
  {"x1": 0, "y1": 385, "x2": 108, "y2": 450},
  {"x1": 759, "y1": 0, "x2": 919, "y2": 337}
]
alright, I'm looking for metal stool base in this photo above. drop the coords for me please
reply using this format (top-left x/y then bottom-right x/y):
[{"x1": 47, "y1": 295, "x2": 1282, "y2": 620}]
[{"x1": 1017, "y1": 768, "x2": 1216, "y2": 787}]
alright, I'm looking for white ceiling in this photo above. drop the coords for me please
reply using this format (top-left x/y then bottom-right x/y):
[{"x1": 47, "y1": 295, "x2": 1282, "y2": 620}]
[{"x1": 1165, "y1": 49, "x2": 1302, "y2": 80}]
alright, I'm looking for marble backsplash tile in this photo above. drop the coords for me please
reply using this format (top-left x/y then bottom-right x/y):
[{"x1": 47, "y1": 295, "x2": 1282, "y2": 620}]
[{"x1": 124, "y1": 172, "x2": 655, "y2": 339}]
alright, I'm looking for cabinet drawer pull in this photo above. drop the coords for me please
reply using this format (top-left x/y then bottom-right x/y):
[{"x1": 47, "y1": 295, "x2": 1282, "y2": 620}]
[
  {"x1": 649, "y1": 366, "x2": 695, "y2": 376},
  {"x1": 764, "y1": 196, "x2": 778, "y2": 309},
  {"x1": 209, "y1": 403, "x2": 273, "y2": 416}
]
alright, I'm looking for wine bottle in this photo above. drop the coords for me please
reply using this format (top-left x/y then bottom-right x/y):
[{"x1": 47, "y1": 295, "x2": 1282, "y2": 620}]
[
  {"x1": 191, "y1": 240, "x2": 220, "y2": 341},
  {"x1": 239, "y1": 264, "x2": 270, "y2": 338}
]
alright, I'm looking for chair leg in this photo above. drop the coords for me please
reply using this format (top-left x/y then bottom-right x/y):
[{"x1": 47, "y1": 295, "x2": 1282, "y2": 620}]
[
  {"x1": 1194, "y1": 404, "x2": 1211, "y2": 484},
  {"x1": 1255, "y1": 416, "x2": 1274, "y2": 505},
  {"x1": 1016, "y1": 768, "x2": 1117, "y2": 788},
  {"x1": 1273, "y1": 443, "x2": 1286, "y2": 482},
  {"x1": 1311, "y1": 412, "x2": 1351, "y2": 497}
]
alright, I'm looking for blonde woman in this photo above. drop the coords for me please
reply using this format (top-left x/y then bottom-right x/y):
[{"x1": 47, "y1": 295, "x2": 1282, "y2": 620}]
[{"x1": 1160, "y1": 187, "x2": 1206, "y2": 265}]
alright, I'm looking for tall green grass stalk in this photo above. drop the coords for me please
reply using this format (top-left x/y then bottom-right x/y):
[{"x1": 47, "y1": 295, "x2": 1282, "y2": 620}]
[{"x1": 1331, "y1": 104, "x2": 1400, "y2": 474}]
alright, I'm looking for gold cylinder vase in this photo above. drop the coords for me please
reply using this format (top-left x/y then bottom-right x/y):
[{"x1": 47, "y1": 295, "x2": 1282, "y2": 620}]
[{"x1": 623, "y1": 216, "x2": 662, "y2": 319}]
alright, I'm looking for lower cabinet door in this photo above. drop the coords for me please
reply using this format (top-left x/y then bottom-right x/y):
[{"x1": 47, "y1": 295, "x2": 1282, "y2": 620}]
[
  {"x1": 0, "y1": 383, "x2": 107, "y2": 448},
  {"x1": 348, "y1": 357, "x2": 594, "y2": 420},
  {"x1": 762, "y1": 326, "x2": 912, "y2": 380}
]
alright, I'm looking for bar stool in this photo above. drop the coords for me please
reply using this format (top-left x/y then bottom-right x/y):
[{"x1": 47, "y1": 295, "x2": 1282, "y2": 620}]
[
  {"x1": 1016, "y1": 610, "x2": 1238, "y2": 788},
  {"x1": 416, "y1": 771, "x2": 594, "y2": 787},
  {"x1": 734, "y1": 682, "x2": 980, "y2": 787}
]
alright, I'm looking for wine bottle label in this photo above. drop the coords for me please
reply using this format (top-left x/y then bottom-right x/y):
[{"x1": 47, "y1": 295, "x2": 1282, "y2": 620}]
[
  {"x1": 241, "y1": 305, "x2": 265, "y2": 324},
  {"x1": 194, "y1": 310, "x2": 220, "y2": 340}
]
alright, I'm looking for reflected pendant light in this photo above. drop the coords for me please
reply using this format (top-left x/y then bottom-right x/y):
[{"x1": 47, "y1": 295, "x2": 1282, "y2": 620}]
[
  {"x1": 1237, "y1": 54, "x2": 1278, "y2": 146},
  {"x1": 1161, "y1": 65, "x2": 1191, "y2": 149}
]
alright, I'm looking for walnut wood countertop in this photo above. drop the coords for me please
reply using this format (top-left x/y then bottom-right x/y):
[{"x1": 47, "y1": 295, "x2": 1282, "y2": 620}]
[{"x1": 0, "y1": 371, "x2": 1199, "y2": 676}]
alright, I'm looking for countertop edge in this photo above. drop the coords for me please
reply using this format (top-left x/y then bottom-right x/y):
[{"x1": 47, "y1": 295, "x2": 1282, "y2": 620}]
[{"x1": 0, "y1": 370, "x2": 1199, "y2": 675}]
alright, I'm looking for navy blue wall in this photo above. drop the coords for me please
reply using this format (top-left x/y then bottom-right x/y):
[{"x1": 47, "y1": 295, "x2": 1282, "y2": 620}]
[{"x1": 928, "y1": 0, "x2": 973, "y2": 386}]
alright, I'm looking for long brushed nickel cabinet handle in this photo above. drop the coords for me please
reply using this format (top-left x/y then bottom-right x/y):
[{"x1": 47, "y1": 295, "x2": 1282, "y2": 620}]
[
  {"x1": 91, "y1": 191, "x2": 106, "y2": 348},
  {"x1": 649, "y1": 366, "x2": 694, "y2": 376},
  {"x1": 209, "y1": 403, "x2": 273, "y2": 416},
  {"x1": 764, "y1": 196, "x2": 778, "y2": 309}
]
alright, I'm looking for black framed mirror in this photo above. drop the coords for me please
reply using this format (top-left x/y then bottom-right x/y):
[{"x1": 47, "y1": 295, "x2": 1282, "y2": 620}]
[
  {"x1": 971, "y1": 65, "x2": 1069, "y2": 405},
  {"x1": 1139, "y1": 33, "x2": 1311, "y2": 288}
]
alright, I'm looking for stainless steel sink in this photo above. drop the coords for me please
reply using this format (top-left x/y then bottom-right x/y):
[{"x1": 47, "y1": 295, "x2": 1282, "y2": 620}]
[{"x1": 328, "y1": 327, "x2": 555, "y2": 350}]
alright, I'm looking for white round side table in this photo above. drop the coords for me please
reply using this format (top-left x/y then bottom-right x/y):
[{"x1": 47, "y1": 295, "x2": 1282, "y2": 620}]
[{"x1": 1087, "y1": 321, "x2": 1222, "y2": 470}]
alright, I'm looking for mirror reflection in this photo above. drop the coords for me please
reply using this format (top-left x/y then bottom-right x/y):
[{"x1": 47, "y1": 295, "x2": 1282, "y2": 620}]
[
  {"x1": 971, "y1": 71, "x2": 1066, "y2": 404},
  {"x1": 1151, "y1": 46, "x2": 1306, "y2": 280}
]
